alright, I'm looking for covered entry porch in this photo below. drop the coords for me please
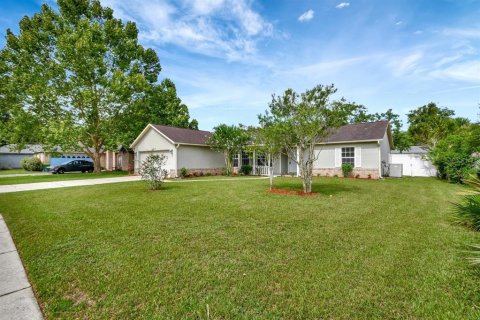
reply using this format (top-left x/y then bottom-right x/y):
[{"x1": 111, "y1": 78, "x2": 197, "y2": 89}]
[{"x1": 233, "y1": 151, "x2": 298, "y2": 176}]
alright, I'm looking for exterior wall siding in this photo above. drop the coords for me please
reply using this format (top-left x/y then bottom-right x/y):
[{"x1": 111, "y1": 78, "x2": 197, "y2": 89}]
[
  {"x1": 0, "y1": 154, "x2": 34, "y2": 169},
  {"x1": 133, "y1": 127, "x2": 176, "y2": 174},
  {"x1": 177, "y1": 145, "x2": 225, "y2": 174},
  {"x1": 312, "y1": 142, "x2": 381, "y2": 178}
]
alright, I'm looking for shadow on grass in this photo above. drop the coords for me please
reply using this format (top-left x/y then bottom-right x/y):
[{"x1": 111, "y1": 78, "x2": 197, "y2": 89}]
[{"x1": 272, "y1": 178, "x2": 359, "y2": 195}]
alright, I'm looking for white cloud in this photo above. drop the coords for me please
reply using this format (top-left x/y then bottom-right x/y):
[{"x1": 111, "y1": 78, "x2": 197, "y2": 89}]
[
  {"x1": 414, "y1": 30, "x2": 423, "y2": 35},
  {"x1": 100, "y1": 0, "x2": 273, "y2": 62},
  {"x1": 336, "y1": 2, "x2": 350, "y2": 9},
  {"x1": 430, "y1": 60, "x2": 480, "y2": 82},
  {"x1": 442, "y1": 27, "x2": 480, "y2": 39},
  {"x1": 390, "y1": 52, "x2": 423, "y2": 76},
  {"x1": 298, "y1": 10, "x2": 314, "y2": 22},
  {"x1": 395, "y1": 21, "x2": 403, "y2": 26}
]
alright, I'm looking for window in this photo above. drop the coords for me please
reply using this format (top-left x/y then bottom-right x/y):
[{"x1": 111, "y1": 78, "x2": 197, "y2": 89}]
[
  {"x1": 341, "y1": 147, "x2": 355, "y2": 165},
  {"x1": 233, "y1": 154, "x2": 239, "y2": 167},
  {"x1": 257, "y1": 155, "x2": 266, "y2": 166},
  {"x1": 241, "y1": 152, "x2": 250, "y2": 166}
]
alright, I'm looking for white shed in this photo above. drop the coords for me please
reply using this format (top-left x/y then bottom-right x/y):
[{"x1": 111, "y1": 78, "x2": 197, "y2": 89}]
[{"x1": 391, "y1": 146, "x2": 437, "y2": 177}]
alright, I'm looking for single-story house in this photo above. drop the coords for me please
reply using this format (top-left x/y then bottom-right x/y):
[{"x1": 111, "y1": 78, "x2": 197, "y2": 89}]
[
  {"x1": 0, "y1": 144, "x2": 134, "y2": 171},
  {"x1": 130, "y1": 124, "x2": 225, "y2": 177},
  {"x1": 0, "y1": 145, "x2": 43, "y2": 169},
  {"x1": 132, "y1": 121, "x2": 393, "y2": 179},
  {"x1": 391, "y1": 146, "x2": 437, "y2": 177},
  {"x1": 233, "y1": 120, "x2": 392, "y2": 179}
]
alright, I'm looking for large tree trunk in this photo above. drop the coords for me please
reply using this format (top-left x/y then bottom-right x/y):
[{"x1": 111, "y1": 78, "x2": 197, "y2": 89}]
[
  {"x1": 92, "y1": 151, "x2": 102, "y2": 173},
  {"x1": 224, "y1": 151, "x2": 232, "y2": 176}
]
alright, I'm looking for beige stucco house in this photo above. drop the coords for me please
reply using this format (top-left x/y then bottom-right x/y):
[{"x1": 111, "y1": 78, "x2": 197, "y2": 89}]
[
  {"x1": 132, "y1": 121, "x2": 392, "y2": 179},
  {"x1": 130, "y1": 124, "x2": 225, "y2": 177}
]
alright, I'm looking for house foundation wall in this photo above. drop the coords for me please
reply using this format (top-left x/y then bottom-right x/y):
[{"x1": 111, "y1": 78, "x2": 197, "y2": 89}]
[
  {"x1": 176, "y1": 167, "x2": 224, "y2": 177},
  {"x1": 312, "y1": 168, "x2": 380, "y2": 179}
]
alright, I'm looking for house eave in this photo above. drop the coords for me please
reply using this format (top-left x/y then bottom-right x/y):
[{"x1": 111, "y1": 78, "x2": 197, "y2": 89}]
[{"x1": 316, "y1": 139, "x2": 381, "y2": 145}]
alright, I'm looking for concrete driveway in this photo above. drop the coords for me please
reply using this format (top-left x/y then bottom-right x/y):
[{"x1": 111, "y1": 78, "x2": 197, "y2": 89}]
[{"x1": 0, "y1": 176, "x2": 141, "y2": 193}]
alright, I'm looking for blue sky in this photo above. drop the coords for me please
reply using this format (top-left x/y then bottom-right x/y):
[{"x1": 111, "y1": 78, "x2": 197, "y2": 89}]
[{"x1": 1, "y1": 0, "x2": 479, "y2": 130}]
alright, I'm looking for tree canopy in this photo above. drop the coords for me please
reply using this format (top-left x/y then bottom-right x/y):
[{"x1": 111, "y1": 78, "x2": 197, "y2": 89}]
[
  {"x1": 0, "y1": 0, "x2": 196, "y2": 171},
  {"x1": 259, "y1": 84, "x2": 344, "y2": 193},
  {"x1": 207, "y1": 124, "x2": 249, "y2": 176}
]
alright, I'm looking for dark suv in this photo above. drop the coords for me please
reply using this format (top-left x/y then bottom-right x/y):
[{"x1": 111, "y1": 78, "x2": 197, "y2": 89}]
[{"x1": 50, "y1": 160, "x2": 94, "y2": 174}]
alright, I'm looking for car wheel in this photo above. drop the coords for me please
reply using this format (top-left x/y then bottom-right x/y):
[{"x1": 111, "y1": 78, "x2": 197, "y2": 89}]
[
  {"x1": 88, "y1": 169, "x2": 93, "y2": 173},
  {"x1": 81, "y1": 170, "x2": 85, "y2": 173},
  {"x1": 58, "y1": 168, "x2": 65, "y2": 174}
]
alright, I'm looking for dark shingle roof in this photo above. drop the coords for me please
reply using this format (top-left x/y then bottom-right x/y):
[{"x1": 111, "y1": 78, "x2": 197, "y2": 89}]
[
  {"x1": 152, "y1": 125, "x2": 211, "y2": 145},
  {"x1": 323, "y1": 121, "x2": 389, "y2": 143},
  {"x1": 391, "y1": 146, "x2": 428, "y2": 154}
]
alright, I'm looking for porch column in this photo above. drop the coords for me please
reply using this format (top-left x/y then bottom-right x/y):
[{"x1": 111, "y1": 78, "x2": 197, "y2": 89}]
[
  {"x1": 252, "y1": 151, "x2": 256, "y2": 174},
  {"x1": 112, "y1": 152, "x2": 117, "y2": 171},
  {"x1": 106, "y1": 151, "x2": 110, "y2": 171}
]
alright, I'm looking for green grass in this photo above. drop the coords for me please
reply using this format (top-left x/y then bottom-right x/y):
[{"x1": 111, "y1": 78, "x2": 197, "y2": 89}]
[
  {"x1": 1, "y1": 177, "x2": 479, "y2": 319},
  {"x1": 0, "y1": 168, "x2": 31, "y2": 175},
  {"x1": 0, "y1": 171, "x2": 129, "y2": 185}
]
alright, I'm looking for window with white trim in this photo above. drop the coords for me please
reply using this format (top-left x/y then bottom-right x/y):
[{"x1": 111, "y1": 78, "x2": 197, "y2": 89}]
[
  {"x1": 233, "y1": 154, "x2": 239, "y2": 167},
  {"x1": 257, "y1": 155, "x2": 266, "y2": 166},
  {"x1": 241, "y1": 152, "x2": 250, "y2": 166},
  {"x1": 341, "y1": 147, "x2": 355, "y2": 165}
]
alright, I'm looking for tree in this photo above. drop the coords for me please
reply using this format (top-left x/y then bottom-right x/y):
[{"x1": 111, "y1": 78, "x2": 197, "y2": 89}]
[
  {"x1": 207, "y1": 124, "x2": 249, "y2": 176},
  {"x1": 407, "y1": 103, "x2": 457, "y2": 149},
  {"x1": 247, "y1": 124, "x2": 283, "y2": 190},
  {"x1": 330, "y1": 100, "x2": 374, "y2": 125},
  {"x1": 430, "y1": 124, "x2": 480, "y2": 182},
  {"x1": 140, "y1": 154, "x2": 167, "y2": 190},
  {"x1": 259, "y1": 84, "x2": 343, "y2": 193},
  {"x1": 116, "y1": 79, "x2": 198, "y2": 147},
  {"x1": 332, "y1": 100, "x2": 412, "y2": 152},
  {"x1": 1, "y1": 0, "x2": 162, "y2": 172}
]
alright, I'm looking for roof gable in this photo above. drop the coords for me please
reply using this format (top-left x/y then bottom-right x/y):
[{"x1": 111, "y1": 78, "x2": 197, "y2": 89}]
[{"x1": 323, "y1": 121, "x2": 390, "y2": 144}]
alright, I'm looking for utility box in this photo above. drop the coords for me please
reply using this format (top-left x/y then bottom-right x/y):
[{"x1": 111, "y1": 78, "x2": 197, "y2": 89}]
[{"x1": 389, "y1": 164, "x2": 403, "y2": 178}]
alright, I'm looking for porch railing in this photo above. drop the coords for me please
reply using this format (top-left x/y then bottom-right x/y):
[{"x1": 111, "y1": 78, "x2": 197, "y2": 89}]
[{"x1": 254, "y1": 165, "x2": 269, "y2": 176}]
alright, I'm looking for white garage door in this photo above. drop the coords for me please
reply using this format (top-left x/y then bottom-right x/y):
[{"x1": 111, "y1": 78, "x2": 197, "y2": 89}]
[
  {"x1": 138, "y1": 151, "x2": 175, "y2": 176},
  {"x1": 391, "y1": 153, "x2": 437, "y2": 177}
]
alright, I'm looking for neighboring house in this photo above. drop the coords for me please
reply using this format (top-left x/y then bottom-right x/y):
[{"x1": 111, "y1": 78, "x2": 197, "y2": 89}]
[
  {"x1": 130, "y1": 124, "x2": 225, "y2": 177},
  {"x1": 102, "y1": 146, "x2": 134, "y2": 171},
  {"x1": 391, "y1": 146, "x2": 437, "y2": 177},
  {"x1": 234, "y1": 120, "x2": 392, "y2": 179},
  {"x1": 0, "y1": 145, "x2": 43, "y2": 169},
  {"x1": 132, "y1": 121, "x2": 392, "y2": 179}
]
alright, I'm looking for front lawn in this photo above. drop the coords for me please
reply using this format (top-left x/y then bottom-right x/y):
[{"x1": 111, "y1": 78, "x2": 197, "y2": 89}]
[
  {"x1": 0, "y1": 170, "x2": 129, "y2": 185},
  {"x1": 0, "y1": 168, "x2": 31, "y2": 175},
  {"x1": 1, "y1": 177, "x2": 479, "y2": 318}
]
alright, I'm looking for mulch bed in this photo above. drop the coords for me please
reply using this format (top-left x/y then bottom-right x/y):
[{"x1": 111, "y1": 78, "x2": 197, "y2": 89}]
[{"x1": 268, "y1": 189, "x2": 320, "y2": 196}]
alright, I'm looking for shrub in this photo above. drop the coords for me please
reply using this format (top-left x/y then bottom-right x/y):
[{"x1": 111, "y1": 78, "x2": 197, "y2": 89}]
[
  {"x1": 444, "y1": 156, "x2": 476, "y2": 183},
  {"x1": 206, "y1": 172, "x2": 212, "y2": 176},
  {"x1": 240, "y1": 164, "x2": 253, "y2": 175},
  {"x1": 139, "y1": 154, "x2": 167, "y2": 190},
  {"x1": 20, "y1": 157, "x2": 43, "y2": 171},
  {"x1": 341, "y1": 163, "x2": 353, "y2": 177},
  {"x1": 179, "y1": 167, "x2": 188, "y2": 178},
  {"x1": 453, "y1": 177, "x2": 480, "y2": 230}
]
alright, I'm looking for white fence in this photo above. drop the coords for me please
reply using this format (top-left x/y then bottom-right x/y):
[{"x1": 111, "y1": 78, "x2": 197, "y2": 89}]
[{"x1": 254, "y1": 165, "x2": 269, "y2": 176}]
